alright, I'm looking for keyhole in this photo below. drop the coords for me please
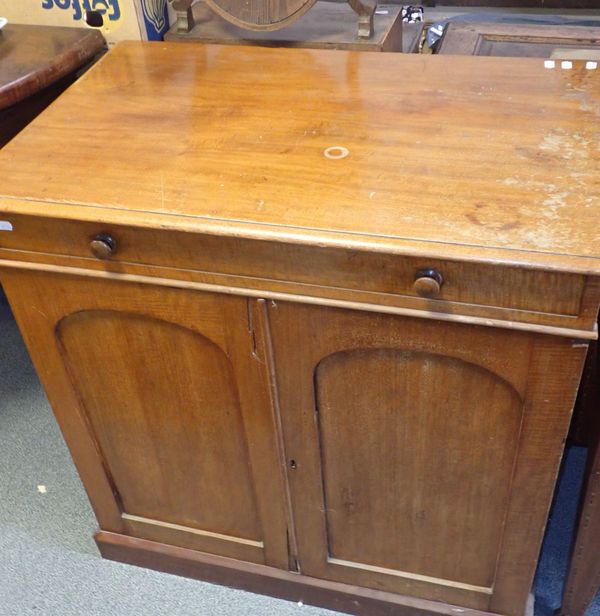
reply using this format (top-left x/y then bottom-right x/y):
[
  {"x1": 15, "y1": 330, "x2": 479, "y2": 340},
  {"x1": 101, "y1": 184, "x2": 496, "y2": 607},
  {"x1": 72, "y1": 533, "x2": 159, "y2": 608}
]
[{"x1": 289, "y1": 459, "x2": 297, "y2": 470}]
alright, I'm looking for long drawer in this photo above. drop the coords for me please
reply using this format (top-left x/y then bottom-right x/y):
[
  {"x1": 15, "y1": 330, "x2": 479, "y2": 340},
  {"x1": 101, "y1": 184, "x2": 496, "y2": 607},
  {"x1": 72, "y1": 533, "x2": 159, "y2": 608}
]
[{"x1": 0, "y1": 214, "x2": 597, "y2": 334}]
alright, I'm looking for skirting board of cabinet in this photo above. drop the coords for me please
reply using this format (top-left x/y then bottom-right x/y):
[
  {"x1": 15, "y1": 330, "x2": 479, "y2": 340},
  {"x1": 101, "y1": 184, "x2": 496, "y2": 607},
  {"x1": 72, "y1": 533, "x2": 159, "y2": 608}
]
[{"x1": 96, "y1": 531, "x2": 504, "y2": 616}]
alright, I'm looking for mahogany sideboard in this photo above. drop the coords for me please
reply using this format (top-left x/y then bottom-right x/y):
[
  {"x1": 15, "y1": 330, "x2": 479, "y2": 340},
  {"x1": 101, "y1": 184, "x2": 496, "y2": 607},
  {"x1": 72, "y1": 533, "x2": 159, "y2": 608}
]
[{"x1": 0, "y1": 43, "x2": 599, "y2": 616}]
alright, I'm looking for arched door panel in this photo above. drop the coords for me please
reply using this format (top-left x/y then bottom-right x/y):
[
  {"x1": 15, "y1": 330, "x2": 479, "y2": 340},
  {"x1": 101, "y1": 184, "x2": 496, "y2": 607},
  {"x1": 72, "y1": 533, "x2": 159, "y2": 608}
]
[
  {"x1": 267, "y1": 300, "x2": 559, "y2": 610},
  {"x1": 315, "y1": 348, "x2": 522, "y2": 587},
  {"x1": 2, "y1": 271, "x2": 290, "y2": 568},
  {"x1": 57, "y1": 310, "x2": 260, "y2": 541}
]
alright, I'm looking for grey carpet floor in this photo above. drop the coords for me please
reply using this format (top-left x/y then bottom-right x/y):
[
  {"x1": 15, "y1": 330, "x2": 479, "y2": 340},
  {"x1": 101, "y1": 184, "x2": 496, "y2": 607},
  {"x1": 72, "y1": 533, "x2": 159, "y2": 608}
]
[{"x1": 0, "y1": 295, "x2": 598, "y2": 616}]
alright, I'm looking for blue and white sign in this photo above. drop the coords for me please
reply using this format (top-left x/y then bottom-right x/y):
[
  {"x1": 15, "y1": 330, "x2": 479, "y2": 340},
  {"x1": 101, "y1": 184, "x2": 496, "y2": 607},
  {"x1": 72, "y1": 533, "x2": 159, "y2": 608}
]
[{"x1": 39, "y1": 0, "x2": 170, "y2": 40}]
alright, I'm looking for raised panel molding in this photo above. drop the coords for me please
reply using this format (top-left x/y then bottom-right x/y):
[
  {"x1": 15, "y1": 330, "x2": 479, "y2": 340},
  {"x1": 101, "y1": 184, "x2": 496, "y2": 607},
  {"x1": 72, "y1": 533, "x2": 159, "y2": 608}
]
[
  {"x1": 1, "y1": 272, "x2": 293, "y2": 569},
  {"x1": 56, "y1": 309, "x2": 262, "y2": 543},
  {"x1": 314, "y1": 348, "x2": 523, "y2": 589}
]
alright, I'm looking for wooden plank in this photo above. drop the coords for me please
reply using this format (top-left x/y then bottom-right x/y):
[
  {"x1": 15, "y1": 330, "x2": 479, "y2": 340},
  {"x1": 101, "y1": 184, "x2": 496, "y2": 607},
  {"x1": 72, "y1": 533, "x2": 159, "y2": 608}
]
[
  {"x1": 0, "y1": 214, "x2": 589, "y2": 318},
  {"x1": 95, "y1": 530, "x2": 503, "y2": 616},
  {"x1": 490, "y1": 336, "x2": 589, "y2": 613},
  {"x1": 0, "y1": 258, "x2": 597, "y2": 338},
  {"x1": 437, "y1": 22, "x2": 600, "y2": 57}
]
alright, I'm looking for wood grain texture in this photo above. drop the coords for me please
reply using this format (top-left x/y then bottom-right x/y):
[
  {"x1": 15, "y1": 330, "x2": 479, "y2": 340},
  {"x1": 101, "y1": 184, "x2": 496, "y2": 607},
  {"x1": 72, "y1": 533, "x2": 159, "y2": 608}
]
[
  {"x1": 0, "y1": 24, "x2": 105, "y2": 110},
  {"x1": 437, "y1": 23, "x2": 600, "y2": 58},
  {"x1": 0, "y1": 43, "x2": 599, "y2": 274},
  {"x1": 165, "y1": 1, "x2": 410, "y2": 53},
  {"x1": 1, "y1": 257, "x2": 597, "y2": 340},
  {"x1": 0, "y1": 270, "x2": 291, "y2": 568},
  {"x1": 95, "y1": 530, "x2": 503, "y2": 616},
  {"x1": 57, "y1": 310, "x2": 262, "y2": 543},
  {"x1": 267, "y1": 300, "x2": 586, "y2": 613},
  {"x1": 315, "y1": 349, "x2": 522, "y2": 587},
  {"x1": 488, "y1": 336, "x2": 588, "y2": 614},
  {"x1": 0, "y1": 214, "x2": 589, "y2": 321},
  {"x1": 251, "y1": 299, "x2": 300, "y2": 570},
  {"x1": 205, "y1": 0, "x2": 318, "y2": 30}
]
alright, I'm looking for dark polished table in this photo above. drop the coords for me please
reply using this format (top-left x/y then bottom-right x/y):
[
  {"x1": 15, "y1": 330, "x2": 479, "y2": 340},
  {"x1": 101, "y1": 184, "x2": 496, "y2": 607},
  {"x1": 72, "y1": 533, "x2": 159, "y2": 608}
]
[{"x1": 0, "y1": 23, "x2": 105, "y2": 147}]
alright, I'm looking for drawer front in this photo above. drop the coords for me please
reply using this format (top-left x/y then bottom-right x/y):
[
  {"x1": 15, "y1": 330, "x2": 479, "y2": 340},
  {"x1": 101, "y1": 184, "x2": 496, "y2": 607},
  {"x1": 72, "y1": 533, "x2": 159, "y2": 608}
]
[{"x1": 0, "y1": 214, "x2": 588, "y2": 324}]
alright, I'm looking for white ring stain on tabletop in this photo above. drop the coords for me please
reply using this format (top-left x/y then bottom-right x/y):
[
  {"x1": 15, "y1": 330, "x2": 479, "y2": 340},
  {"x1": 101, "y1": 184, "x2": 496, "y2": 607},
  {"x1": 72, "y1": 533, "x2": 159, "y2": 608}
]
[{"x1": 324, "y1": 146, "x2": 350, "y2": 160}]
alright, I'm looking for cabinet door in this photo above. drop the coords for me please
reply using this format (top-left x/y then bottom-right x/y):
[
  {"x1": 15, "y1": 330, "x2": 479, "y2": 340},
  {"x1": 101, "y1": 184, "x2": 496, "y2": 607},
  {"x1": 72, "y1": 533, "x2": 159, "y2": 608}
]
[
  {"x1": 268, "y1": 301, "x2": 586, "y2": 613},
  {"x1": 2, "y1": 270, "x2": 290, "y2": 569}
]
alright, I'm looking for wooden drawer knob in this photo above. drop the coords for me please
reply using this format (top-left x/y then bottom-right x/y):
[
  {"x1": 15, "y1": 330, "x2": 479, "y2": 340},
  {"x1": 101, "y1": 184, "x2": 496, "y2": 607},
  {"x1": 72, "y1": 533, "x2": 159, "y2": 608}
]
[
  {"x1": 413, "y1": 269, "x2": 443, "y2": 298},
  {"x1": 90, "y1": 233, "x2": 117, "y2": 259}
]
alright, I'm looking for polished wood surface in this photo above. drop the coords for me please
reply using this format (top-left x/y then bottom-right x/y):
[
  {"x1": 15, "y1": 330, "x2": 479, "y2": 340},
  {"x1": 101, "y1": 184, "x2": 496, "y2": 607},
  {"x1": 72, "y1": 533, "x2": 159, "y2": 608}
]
[
  {"x1": 437, "y1": 23, "x2": 600, "y2": 58},
  {"x1": 0, "y1": 24, "x2": 105, "y2": 148},
  {"x1": 0, "y1": 24, "x2": 105, "y2": 110},
  {"x1": 165, "y1": 1, "x2": 415, "y2": 53},
  {"x1": 0, "y1": 43, "x2": 598, "y2": 616},
  {"x1": 0, "y1": 43, "x2": 599, "y2": 273}
]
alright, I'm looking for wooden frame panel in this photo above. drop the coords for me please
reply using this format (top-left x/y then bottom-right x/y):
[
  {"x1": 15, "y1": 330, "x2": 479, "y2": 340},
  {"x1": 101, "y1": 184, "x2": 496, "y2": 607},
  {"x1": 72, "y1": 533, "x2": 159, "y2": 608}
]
[
  {"x1": 0, "y1": 214, "x2": 587, "y2": 319},
  {"x1": 437, "y1": 23, "x2": 600, "y2": 57},
  {"x1": 267, "y1": 300, "x2": 588, "y2": 614},
  {"x1": 0, "y1": 269, "x2": 291, "y2": 569}
]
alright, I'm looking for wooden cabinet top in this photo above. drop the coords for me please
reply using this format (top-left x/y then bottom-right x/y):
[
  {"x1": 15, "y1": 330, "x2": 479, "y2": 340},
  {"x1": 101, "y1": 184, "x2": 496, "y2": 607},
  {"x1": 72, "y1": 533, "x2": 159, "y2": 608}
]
[{"x1": 0, "y1": 41, "x2": 599, "y2": 273}]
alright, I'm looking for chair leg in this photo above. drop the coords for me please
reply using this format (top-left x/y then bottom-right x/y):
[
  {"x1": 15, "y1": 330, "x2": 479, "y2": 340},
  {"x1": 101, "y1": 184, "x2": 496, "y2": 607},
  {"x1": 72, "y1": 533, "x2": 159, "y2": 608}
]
[{"x1": 170, "y1": 0, "x2": 195, "y2": 33}]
